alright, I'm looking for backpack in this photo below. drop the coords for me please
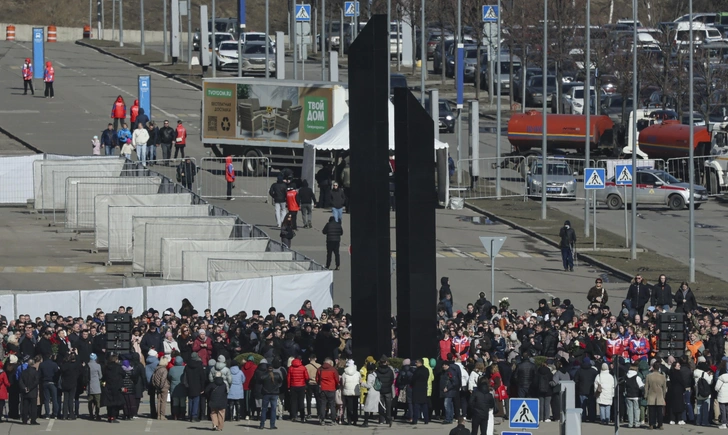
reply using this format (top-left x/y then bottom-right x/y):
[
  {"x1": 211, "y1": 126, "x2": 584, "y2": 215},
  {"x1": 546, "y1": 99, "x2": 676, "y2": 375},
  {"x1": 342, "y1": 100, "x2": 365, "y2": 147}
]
[
  {"x1": 373, "y1": 374, "x2": 382, "y2": 391},
  {"x1": 697, "y1": 372, "x2": 711, "y2": 399}
]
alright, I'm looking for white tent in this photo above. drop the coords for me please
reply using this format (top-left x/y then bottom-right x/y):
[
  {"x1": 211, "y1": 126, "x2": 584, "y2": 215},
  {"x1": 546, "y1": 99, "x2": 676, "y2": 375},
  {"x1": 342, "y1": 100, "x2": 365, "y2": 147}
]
[
  {"x1": 302, "y1": 100, "x2": 449, "y2": 189},
  {"x1": 304, "y1": 100, "x2": 449, "y2": 151}
]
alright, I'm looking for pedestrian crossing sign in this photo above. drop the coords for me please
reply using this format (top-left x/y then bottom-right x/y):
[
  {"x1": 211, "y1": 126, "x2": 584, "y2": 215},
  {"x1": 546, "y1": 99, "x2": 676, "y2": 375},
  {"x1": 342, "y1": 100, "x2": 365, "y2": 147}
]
[
  {"x1": 615, "y1": 164, "x2": 633, "y2": 185},
  {"x1": 344, "y1": 1, "x2": 360, "y2": 17},
  {"x1": 295, "y1": 4, "x2": 311, "y2": 21},
  {"x1": 584, "y1": 168, "x2": 605, "y2": 189},
  {"x1": 482, "y1": 5, "x2": 499, "y2": 22},
  {"x1": 509, "y1": 398, "x2": 539, "y2": 429}
]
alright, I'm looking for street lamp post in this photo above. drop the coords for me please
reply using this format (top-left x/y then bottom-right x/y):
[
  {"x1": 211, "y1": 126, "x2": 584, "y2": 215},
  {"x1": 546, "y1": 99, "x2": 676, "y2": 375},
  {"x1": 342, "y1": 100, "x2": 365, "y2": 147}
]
[
  {"x1": 540, "y1": 0, "x2": 547, "y2": 220},
  {"x1": 630, "y1": 0, "x2": 637, "y2": 260},
  {"x1": 688, "y1": 0, "x2": 695, "y2": 281},
  {"x1": 584, "y1": 0, "x2": 590, "y2": 237}
]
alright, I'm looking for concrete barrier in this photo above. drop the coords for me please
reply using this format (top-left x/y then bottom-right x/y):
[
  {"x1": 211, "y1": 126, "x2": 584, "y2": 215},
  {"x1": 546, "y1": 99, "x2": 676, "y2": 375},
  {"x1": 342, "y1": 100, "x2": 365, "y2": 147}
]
[{"x1": 0, "y1": 23, "x2": 188, "y2": 43}]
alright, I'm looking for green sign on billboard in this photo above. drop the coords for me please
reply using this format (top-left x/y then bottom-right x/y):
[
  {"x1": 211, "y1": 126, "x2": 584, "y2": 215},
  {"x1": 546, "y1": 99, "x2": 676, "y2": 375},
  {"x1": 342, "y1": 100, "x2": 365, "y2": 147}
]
[{"x1": 304, "y1": 96, "x2": 328, "y2": 133}]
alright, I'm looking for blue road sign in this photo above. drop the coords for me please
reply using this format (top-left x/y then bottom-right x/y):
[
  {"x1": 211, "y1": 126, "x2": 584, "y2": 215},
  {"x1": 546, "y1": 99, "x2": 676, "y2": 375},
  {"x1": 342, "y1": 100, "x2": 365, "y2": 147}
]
[
  {"x1": 509, "y1": 398, "x2": 539, "y2": 429},
  {"x1": 584, "y1": 168, "x2": 606, "y2": 189},
  {"x1": 456, "y1": 44, "x2": 464, "y2": 107},
  {"x1": 344, "y1": 1, "x2": 360, "y2": 17},
  {"x1": 615, "y1": 164, "x2": 633, "y2": 186},
  {"x1": 482, "y1": 5, "x2": 499, "y2": 22},
  {"x1": 32, "y1": 27, "x2": 44, "y2": 80},
  {"x1": 295, "y1": 4, "x2": 311, "y2": 22},
  {"x1": 138, "y1": 75, "x2": 151, "y2": 121}
]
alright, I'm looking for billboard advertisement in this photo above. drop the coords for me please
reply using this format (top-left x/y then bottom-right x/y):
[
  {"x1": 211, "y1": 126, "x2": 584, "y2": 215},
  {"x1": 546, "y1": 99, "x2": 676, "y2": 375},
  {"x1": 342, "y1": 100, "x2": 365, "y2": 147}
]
[{"x1": 202, "y1": 81, "x2": 337, "y2": 143}]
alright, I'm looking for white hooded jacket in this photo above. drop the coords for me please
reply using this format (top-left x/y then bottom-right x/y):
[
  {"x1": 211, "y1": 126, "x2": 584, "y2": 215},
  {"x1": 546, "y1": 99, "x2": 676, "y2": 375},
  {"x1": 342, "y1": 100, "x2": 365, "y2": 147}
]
[{"x1": 595, "y1": 368, "x2": 615, "y2": 405}]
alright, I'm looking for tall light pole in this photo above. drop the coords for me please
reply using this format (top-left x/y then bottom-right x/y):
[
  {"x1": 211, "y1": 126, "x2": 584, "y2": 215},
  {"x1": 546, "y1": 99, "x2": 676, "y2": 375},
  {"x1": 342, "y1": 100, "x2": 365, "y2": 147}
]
[
  {"x1": 630, "y1": 0, "x2": 637, "y2": 260},
  {"x1": 387, "y1": 0, "x2": 391, "y2": 97},
  {"x1": 163, "y1": 0, "x2": 168, "y2": 62},
  {"x1": 584, "y1": 0, "x2": 591, "y2": 237},
  {"x1": 212, "y1": 0, "x2": 217, "y2": 77},
  {"x1": 265, "y1": 0, "x2": 270, "y2": 78},
  {"x1": 495, "y1": 0, "x2": 502, "y2": 199},
  {"x1": 688, "y1": 0, "x2": 695, "y2": 281},
  {"x1": 119, "y1": 0, "x2": 124, "y2": 47},
  {"x1": 321, "y1": 0, "x2": 325, "y2": 80},
  {"x1": 540, "y1": 0, "x2": 547, "y2": 220},
  {"x1": 141, "y1": 0, "x2": 146, "y2": 55},
  {"x1": 420, "y1": 0, "x2": 425, "y2": 104}
]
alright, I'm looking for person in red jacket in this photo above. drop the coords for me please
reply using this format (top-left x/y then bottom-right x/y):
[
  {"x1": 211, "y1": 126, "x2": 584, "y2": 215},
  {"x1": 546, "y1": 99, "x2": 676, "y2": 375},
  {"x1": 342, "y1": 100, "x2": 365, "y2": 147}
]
[
  {"x1": 0, "y1": 361, "x2": 9, "y2": 422},
  {"x1": 241, "y1": 356, "x2": 257, "y2": 420},
  {"x1": 22, "y1": 58, "x2": 34, "y2": 96},
  {"x1": 43, "y1": 61, "x2": 54, "y2": 98},
  {"x1": 316, "y1": 358, "x2": 339, "y2": 425},
  {"x1": 191, "y1": 329, "x2": 213, "y2": 366},
  {"x1": 225, "y1": 156, "x2": 236, "y2": 201},
  {"x1": 111, "y1": 95, "x2": 126, "y2": 131},
  {"x1": 175, "y1": 120, "x2": 187, "y2": 158},
  {"x1": 286, "y1": 186, "x2": 300, "y2": 230},
  {"x1": 287, "y1": 358, "x2": 309, "y2": 422},
  {"x1": 130, "y1": 99, "x2": 139, "y2": 129}
]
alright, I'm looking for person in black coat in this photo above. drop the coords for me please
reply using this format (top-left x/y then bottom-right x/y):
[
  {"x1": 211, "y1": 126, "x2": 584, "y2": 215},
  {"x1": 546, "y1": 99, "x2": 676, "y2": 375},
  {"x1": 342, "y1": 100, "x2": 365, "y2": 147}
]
[
  {"x1": 322, "y1": 216, "x2": 343, "y2": 270},
  {"x1": 141, "y1": 326, "x2": 164, "y2": 359},
  {"x1": 515, "y1": 353, "x2": 536, "y2": 397},
  {"x1": 60, "y1": 353, "x2": 82, "y2": 419},
  {"x1": 651, "y1": 274, "x2": 673, "y2": 311},
  {"x1": 19, "y1": 355, "x2": 41, "y2": 425},
  {"x1": 410, "y1": 359, "x2": 430, "y2": 424},
  {"x1": 469, "y1": 377, "x2": 495, "y2": 435},
  {"x1": 102, "y1": 355, "x2": 125, "y2": 423},
  {"x1": 626, "y1": 275, "x2": 651, "y2": 316},
  {"x1": 92, "y1": 330, "x2": 107, "y2": 365},
  {"x1": 184, "y1": 352, "x2": 207, "y2": 422},
  {"x1": 674, "y1": 282, "x2": 697, "y2": 314},
  {"x1": 449, "y1": 417, "x2": 472, "y2": 435},
  {"x1": 297, "y1": 180, "x2": 317, "y2": 228},
  {"x1": 573, "y1": 358, "x2": 598, "y2": 422},
  {"x1": 559, "y1": 220, "x2": 576, "y2": 272},
  {"x1": 177, "y1": 158, "x2": 197, "y2": 190},
  {"x1": 206, "y1": 373, "x2": 229, "y2": 430},
  {"x1": 130, "y1": 353, "x2": 146, "y2": 418},
  {"x1": 439, "y1": 277, "x2": 454, "y2": 318},
  {"x1": 315, "y1": 163, "x2": 333, "y2": 208}
]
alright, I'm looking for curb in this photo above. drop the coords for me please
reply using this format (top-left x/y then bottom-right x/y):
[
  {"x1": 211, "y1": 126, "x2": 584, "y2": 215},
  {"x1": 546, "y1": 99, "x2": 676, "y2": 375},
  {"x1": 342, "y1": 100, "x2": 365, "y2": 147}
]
[
  {"x1": 464, "y1": 202, "x2": 635, "y2": 283},
  {"x1": 0, "y1": 125, "x2": 43, "y2": 155},
  {"x1": 75, "y1": 41, "x2": 203, "y2": 91}
]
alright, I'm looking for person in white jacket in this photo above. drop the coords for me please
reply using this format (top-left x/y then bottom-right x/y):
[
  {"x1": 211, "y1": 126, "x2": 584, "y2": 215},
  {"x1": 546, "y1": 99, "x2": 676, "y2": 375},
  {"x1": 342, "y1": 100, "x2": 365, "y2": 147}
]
[
  {"x1": 624, "y1": 365, "x2": 644, "y2": 428},
  {"x1": 468, "y1": 362, "x2": 485, "y2": 393},
  {"x1": 694, "y1": 359, "x2": 714, "y2": 427},
  {"x1": 714, "y1": 365, "x2": 728, "y2": 429},
  {"x1": 594, "y1": 363, "x2": 615, "y2": 425},
  {"x1": 341, "y1": 361, "x2": 361, "y2": 425},
  {"x1": 132, "y1": 123, "x2": 150, "y2": 166}
]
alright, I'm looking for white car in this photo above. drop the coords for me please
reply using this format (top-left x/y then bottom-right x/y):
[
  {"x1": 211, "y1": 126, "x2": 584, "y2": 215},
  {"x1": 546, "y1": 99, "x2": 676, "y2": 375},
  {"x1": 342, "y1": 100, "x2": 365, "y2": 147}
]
[
  {"x1": 561, "y1": 86, "x2": 603, "y2": 115},
  {"x1": 240, "y1": 32, "x2": 276, "y2": 53},
  {"x1": 215, "y1": 41, "x2": 240, "y2": 70}
]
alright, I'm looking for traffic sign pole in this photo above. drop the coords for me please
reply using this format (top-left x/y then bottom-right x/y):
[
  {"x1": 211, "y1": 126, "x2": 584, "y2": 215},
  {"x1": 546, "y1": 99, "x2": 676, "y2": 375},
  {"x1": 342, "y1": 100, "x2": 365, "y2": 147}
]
[
  {"x1": 593, "y1": 189, "x2": 597, "y2": 251},
  {"x1": 615, "y1": 164, "x2": 633, "y2": 249},
  {"x1": 584, "y1": 168, "x2": 604, "y2": 252}
]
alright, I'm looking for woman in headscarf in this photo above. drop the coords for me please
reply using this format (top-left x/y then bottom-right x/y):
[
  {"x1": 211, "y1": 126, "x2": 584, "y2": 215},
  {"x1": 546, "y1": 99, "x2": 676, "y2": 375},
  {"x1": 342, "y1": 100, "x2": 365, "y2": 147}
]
[
  {"x1": 163, "y1": 331, "x2": 179, "y2": 355},
  {"x1": 298, "y1": 300, "x2": 316, "y2": 320},
  {"x1": 666, "y1": 360, "x2": 686, "y2": 424}
]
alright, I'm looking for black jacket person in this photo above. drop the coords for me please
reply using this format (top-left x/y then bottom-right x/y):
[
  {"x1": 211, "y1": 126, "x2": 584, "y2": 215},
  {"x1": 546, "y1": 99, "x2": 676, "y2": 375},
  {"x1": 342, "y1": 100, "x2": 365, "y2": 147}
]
[{"x1": 559, "y1": 220, "x2": 576, "y2": 271}]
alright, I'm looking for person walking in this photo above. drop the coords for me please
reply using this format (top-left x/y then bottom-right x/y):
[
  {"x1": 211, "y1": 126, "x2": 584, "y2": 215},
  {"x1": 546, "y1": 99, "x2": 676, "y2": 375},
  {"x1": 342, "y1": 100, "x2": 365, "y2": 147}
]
[
  {"x1": 151, "y1": 356, "x2": 170, "y2": 420},
  {"x1": 129, "y1": 99, "x2": 140, "y2": 129},
  {"x1": 158, "y1": 120, "x2": 175, "y2": 162},
  {"x1": 111, "y1": 95, "x2": 126, "y2": 130},
  {"x1": 341, "y1": 161, "x2": 351, "y2": 213},
  {"x1": 298, "y1": 180, "x2": 316, "y2": 228},
  {"x1": 315, "y1": 163, "x2": 333, "y2": 208},
  {"x1": 587, "y1": 278, "x2": 608, "y2": 306},
  {"x1": 322, "y1": 216, "x2": 343, "y2": 270},
  {"x1": 177, "y1": 158, "x2": 196, "y2": 191},
  {"x1": 329, "y1": 182, "x2": 346, "y2": 223},
  {"x1": 269, "y1": 175, "x2": 288, "y2": 227},
  {"x1": 22, "y1": 58, "x2": 34, "y2": 95},
  {"x1": 91, "y1": 135, "x2": 101, "y2": 155},
  {"x1": 118, "y1": 123, "x2": 133, "y2": 157},
  {"x1": 135, "y1": 108, "x2": 149, "y2": 129},
  {"x1": 258, "y1": 361, "x2": 283, "y2": 430},
  {"x1": 645, "y1": 361, "x2": 667, "y2": 430},
  {"x1": 43, "y1": 61, "x2": 54, "y2": 98},
  {"x1": 286, "y1": 186, "x2": 300, "y2": 229},
  {"x1": 206, "y1": 372, "x2": 229, "y2": 431},
  {"x1": 225, "y1": 156, "x2": 236, "y2": 200},
  {"x1": 132, "y1": 123, "x2": 150, "y2": 167},
  {"x1": 280, "y1": 213, "x2": 295, "y2": 248},
  {"x1": 87, "y1": 353, "x2": 103, "y2": 421},
  {"x1": 101, "y1": 123, "x2": 118, "y2": 156},
  {"x1": 146, "y1": 121, "x2": 159, "y2": 165},
  {"x1": 19, "y1": 355, "x2": 41, "y2": 425},
  {"x1": 174, "y1": 120, "x2": 187, "y2": 158},
  {"x1": 559, "y1": 220, "x2": 576, "y2": 272}
]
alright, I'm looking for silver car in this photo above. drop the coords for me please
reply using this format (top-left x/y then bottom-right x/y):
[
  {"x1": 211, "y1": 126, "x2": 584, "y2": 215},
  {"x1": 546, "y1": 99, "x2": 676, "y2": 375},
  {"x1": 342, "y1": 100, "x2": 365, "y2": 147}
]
[
  {"x1": 240, "y1": 42, "x2": 276, "y2": 76},
  {"x1": 526, "y1": 161, "x2": 578, "y2": 198},
  {"x1": 596, "y1": 168, "x2": 709, "y2": 210}
]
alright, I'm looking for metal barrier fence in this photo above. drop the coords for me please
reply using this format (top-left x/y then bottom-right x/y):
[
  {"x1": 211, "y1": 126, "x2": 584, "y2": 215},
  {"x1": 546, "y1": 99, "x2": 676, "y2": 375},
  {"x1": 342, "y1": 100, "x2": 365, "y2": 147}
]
[
  {"x1": 198, "y1": 157, "x2": 271, "y2": 201},
  {"x1": 206, "y1": 258, "x2": 315, "y2": 281},
  {"x1": 64, "y1": 177, "x2": 165, "y2": 230},
  {"x1": 594, "y1": 158, "x2": 666, "y2": 181},
  {"x1": 523, "y1": 156, "x2": 595, "y2": 200},
  {"x1": 665, "y1": 156, "x2": 716, "y2": 193},
  {"x1": 451, "y1": 156, "x2": 527, "y2": 199},
  {"x1": 140, "y1": 158, "x2": 198, "y2": 192}
]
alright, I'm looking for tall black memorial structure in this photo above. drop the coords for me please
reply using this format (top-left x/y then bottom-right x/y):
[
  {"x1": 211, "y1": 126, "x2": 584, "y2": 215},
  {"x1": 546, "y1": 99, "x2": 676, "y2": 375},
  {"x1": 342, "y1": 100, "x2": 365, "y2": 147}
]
[
  {"x1": 349, "y1": 15, "x2": 392, "y2": 362},
  {"x1": 393, "y1": 88, "x2": 437, "y2": 358}
]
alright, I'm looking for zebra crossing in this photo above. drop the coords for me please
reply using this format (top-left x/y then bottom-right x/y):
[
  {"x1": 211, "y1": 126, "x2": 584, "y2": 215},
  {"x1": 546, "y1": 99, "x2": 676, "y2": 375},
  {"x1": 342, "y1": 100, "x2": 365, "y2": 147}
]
[{"x1": 390, "y1": 250, "x2": 551, "y2": 259}]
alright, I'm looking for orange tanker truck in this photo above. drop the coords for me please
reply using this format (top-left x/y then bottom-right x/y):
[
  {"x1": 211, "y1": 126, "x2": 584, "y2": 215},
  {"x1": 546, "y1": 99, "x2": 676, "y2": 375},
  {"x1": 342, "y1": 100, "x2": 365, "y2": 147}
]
[{"x1": 637, "y1": 120, "x2": 713, "y2": 158}]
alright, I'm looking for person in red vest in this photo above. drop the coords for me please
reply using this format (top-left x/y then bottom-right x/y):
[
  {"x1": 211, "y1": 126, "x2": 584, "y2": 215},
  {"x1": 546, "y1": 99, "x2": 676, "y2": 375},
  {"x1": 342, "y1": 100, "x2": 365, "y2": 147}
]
[
  {"x1": 174, "y1": 120, "x2": 187, "y2": 158},
  {"x1": 111, "y1": 96, "x2": 126, "y2": 131},
  {"x1": 22, "y1": 58, "x2": 34, "y2": 96},
  {"x1": 43, "y1": 61, "x2": 54, "y2": 98},
  {"x1": 225, "y1": 156, "x2": 236, "y2": 201},
  {"x1": 286, "y1": 186, "x2": 300, "y2": 230},
  {"x1": 129, "y1": 99, "x2": 140, "y2": 129}
]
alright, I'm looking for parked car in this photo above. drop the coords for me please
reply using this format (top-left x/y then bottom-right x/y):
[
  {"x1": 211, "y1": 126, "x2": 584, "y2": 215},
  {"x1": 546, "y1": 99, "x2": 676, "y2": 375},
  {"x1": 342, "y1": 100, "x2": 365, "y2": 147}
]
[
  {"x1": 240, "y1": 32, "x2": 276, "y2": 53},
  {"x1": 596, "y1": 168, "x2": 708, "y2": 210},
  {"x1": 523, "y1": 75, "x2": 557, "y2": 107},
  {"x1": 193, "y1": 18, "x2": 238, "y2": 50},
  {"x1": 526, "y1": 159, "x2": 578, "y2": 199},
  {"x1": 421, "y1": 97, "x2": 455, "y2": 133},
  {"x1": 560, "y1": 85, "x2": 603, "y2": 115},
  {"x1": 239, "y1": 42, "x2": 276, "y2": 76},
  {"x1": 426, "y1": 31, "x2": 450, "y2": 59},
  {"x1": 600, "y1": 94, "x2": 634, "y2": 124},
  {"x1": 480, "y1": 54, "x2": 522, "y2": 94},
  {"x1": 513, "y1": 67, "x2": 550, "y2": 103},
  {"x1": 433, "y1": 37, "x2": 474, "y2": 74},
  {"x1": 445, "y1": 44, "x2": 480, "y2": 82}
]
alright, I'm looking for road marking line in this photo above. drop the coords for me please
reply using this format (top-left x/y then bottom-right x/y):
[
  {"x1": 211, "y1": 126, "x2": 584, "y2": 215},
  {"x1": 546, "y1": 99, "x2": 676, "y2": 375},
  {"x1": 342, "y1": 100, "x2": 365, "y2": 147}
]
[
  {"x1": 440, "y1": 251, "x2": 459, "y2": 258},
  {"x1": 500, "y1": 251, "x2": 519, "y2": 258},
  {"x1": 56, "y1": 62, "x2": 66, "y2": 67},
  {"x1": 435, "y1": 253, "x2": 445, "y2": 258},
  {"x1": 517, "y1": 252, "x2": 532, "y2": 258},
  {"x1": 152, "y1": 105, "x2": 174, "y2": 118},
  {"x1": 145, "y1": 419, "x2": 153, "y2": 432},
  {"x1": 530, "y1": 252, "x2": 544, "y2": 257},
  {"x1": 470, "y1": 252, "x2": 489, "y2": 258},
  {"x1": 46, "y1": 418, "x2": 54, "y2": 431}
]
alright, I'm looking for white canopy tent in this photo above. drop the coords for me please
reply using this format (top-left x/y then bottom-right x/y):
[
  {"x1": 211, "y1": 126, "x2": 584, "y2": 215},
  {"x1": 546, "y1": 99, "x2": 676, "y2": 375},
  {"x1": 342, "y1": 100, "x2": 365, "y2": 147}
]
[{"x1": 301, "y1": 101, "x2": 449, "y2": 189}]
